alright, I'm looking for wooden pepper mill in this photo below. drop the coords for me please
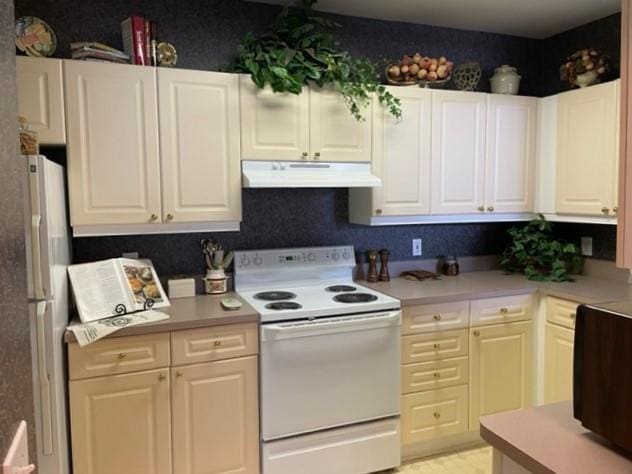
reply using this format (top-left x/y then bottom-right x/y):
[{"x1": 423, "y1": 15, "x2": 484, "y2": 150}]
[
  {"x1": 367, "y1": 250, "x2": 379, "y2": 283},
  {"x1": 379, "y1": 249, "x2": 390, "y2": 282}
]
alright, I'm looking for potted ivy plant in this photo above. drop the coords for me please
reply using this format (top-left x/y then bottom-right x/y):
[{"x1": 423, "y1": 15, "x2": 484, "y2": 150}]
[
  {"x1": 501, "y1": 215, "x2": 582, "y2": 282},
  {"x1": 228, "y1": 0, "x2": 400, "y2": 121}
]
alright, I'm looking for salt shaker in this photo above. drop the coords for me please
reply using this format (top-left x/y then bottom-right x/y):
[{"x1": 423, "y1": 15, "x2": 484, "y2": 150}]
[
  {"x1": 367, "y1": 250, "x2": 379, "y2": 283},
  {"x1": 379, "y1": 249, "x2": 390, "y2": 282}
]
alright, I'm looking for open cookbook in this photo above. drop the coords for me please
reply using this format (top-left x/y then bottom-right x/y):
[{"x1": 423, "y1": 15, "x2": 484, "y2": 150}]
[{"x1": 68, "y1": 257, "x2": 170, "y2": 322}]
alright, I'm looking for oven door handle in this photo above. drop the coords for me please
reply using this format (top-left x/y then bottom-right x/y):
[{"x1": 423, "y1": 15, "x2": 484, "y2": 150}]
[{"x1": 262, "y1": 310, "x2": 401, "y2": 340}]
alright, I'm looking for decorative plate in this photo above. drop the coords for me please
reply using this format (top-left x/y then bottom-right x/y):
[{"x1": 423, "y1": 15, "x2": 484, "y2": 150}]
[
  {"x1": 15, "y1": 16, "x2": 56, "y2": 57},
  {"x1": 157, "y1": 42, "x2": 178, "y2": 67}
]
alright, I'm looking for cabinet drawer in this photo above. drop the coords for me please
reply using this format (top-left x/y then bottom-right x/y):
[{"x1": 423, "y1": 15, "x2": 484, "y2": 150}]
[
  {"x1": 402, "y1": 357, "x2": 468, "y2": 394},
  {"x1": 546, "y1": 296, "x2": 579, "y2": 329},
  {"x1": 171, "y1": 323, "x2": 258, "y2": 366},
  {"x1": 402, "y1": 329, "x2": 468, "y2": 364},
  {"x1": 403, "y1": 301, "x2": 469, "y2": 335},
  {"x1": 470, "y1": 294, "x2": 533, "y2": 327},
  {"x1": 69, "y1": 333, "x2": 170, "y2": 380},
  {"x1": 401, "y1": 385, "x2": 468, "y2": 444}
]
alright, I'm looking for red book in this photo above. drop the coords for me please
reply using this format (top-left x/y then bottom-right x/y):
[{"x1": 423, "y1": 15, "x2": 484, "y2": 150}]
[{"x1": 121, "y1": 15, "x2": 146, "y2": 65}]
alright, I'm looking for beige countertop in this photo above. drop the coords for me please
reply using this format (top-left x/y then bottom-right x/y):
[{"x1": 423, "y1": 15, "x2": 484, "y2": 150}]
[
  {"x1": 480, "y1": 402, "x2": 632, "y2": 474},
  {"x1": 363, "y1": 271, "x2": 632, "y2": 306},
  {"x1": 64, "y1": 292, "x2": 259, "y2": 343}
]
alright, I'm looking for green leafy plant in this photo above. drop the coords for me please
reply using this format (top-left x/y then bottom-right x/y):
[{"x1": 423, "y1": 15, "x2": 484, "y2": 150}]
[
  {"x1": 227, "y1": 0, "x2": 400, "y2": 121},
  {"x1": 500, "y1": 214, "x2": 582, "y2": 282}
]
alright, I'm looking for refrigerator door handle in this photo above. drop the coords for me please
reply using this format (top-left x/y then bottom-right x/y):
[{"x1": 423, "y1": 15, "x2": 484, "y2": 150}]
[
  {"x1": 28, "y1": 157, "x2": 45, "y2": 300},
  {"x1": 36, "y1": 301, "x2": 54, "y2": 455}
]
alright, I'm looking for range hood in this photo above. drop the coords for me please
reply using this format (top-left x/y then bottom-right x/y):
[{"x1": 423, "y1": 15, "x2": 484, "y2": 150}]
[{"x1": 242, "y1": 161, "x2": 381, "y2": 188}]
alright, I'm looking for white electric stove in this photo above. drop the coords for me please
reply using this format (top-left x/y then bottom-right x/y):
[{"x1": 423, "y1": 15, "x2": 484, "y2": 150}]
[{"x1": 234, "y1": 246, "x2": 402, "y2": 474}]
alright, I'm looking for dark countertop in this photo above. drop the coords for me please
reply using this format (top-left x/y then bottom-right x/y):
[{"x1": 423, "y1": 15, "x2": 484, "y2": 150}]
[
  {"x1": 64, "y1": 292, "x2": 259, "y2": 343},
  {"x1": 363, "y1": 271, "x2": 632, "y2": 306},
  {"x1": 480, "y1": 402, "x2": 632, "y2": 474}
]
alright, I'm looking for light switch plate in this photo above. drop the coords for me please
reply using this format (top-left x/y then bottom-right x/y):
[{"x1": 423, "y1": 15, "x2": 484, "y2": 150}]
[
  {"x1": 412, "y1": 238, "x2": 422, "y2": 256},
  {"x1": 581, "y1": 237, "x2": 593, "y2": 256}
]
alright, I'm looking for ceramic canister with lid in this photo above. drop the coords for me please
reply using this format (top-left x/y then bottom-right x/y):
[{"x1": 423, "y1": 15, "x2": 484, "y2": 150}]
[{"x1": 490, "y1": 65, "x2": 521, "y2": 95}]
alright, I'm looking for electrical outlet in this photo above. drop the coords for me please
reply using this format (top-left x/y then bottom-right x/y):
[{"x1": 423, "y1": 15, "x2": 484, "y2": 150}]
[
  {"x1": 122, "y1": 252, "x2": 139, "y2": 259},
  {"x1": 412, "y1": 238, "x2": 422, "y2": 257},
  {"x1": 581, "y1": 237, "x2": 593, "y2": 257}
]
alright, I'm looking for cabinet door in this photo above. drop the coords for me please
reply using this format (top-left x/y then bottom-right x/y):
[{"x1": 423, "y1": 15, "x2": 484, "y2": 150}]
[
  {"x1": 69, "y1": 368, "x2": 171, "y2": 474},
  {"x1": 556, "y1": 81, "x2": 618, "y2": 216},
  {"x1": 544, "y1": 323, "x2": 575, "y2": 404},
  {"x1": 158, "y1": 69, "x2": 241, "y2": 223},
  {"x1": 469, "y1": 321, "x2": 533, "y2": 429},
  {"x1": 172, "y1": 356, "x2": 259, "y2": 474},
  {"x1": 16, "y1": 56, "x2": 66, "y2": 144},
  {"x1": 309, "y1": 86, "x2": 372, "y2": 162},
  {"x1": 239, "y1": 76, "x2": 309, "y2": 161},
  {"x1": 431, "y1": 91, "x2": 487, "y2": 214},
  {"x1": 485, "y1": 95, "x2": 536, "y2": 213},
  {"x1": 64, "y1": 60, "x2": 161, "y2": 226},
  {"x1": 372, "y1": 87, "x2": 431, "y2": 216}
]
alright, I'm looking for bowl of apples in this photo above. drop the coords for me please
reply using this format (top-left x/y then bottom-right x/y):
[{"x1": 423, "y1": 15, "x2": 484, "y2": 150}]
[{"x1": 386, "y1": 53, "x2": 454, "y2": 87}]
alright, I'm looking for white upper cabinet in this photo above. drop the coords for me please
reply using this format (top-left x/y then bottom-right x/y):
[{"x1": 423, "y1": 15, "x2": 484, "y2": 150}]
[
  {"x1": 158, "y1": 68, "x2": 241, "y2": 223},
  {"x1": 370, "y1": 87, "x2": 431, "y2": 216},
  {"x1": 309, "y1": 86, "x2": 372, "y2": 162},
  {"x1": 485, "y1": 95, "x2": 537, "y2": 214},
  {"x1": 556, "y1": 80, "x2": 619, "y2": 216},
  {"x1": 64, "y1": 60, "x2": 162, "y2": 227},
  {"x1": 16, "y1": 56, "x2": 66, "y2": 145},
  {"x1": 239, "y1": 77, "x2": 310, "y2": 161},
  {"x1": 431, "y1": 91, "x2": 487, "y2": 215}
]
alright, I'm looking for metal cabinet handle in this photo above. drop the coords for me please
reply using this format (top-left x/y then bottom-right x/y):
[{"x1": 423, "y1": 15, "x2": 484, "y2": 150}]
[
  {"x1": 150, "y1": 213, "x2": 158, "y2": 221},
  {"x1": 500, "y1": 307, "x2": 509, "y2": 314},
  {"x1": 602, "y1": 207, "x2": 610, "y2": 215},
  {"x1": 433, "y1": 412, "x2": 441, "y2": 419},
  {"x1": 613, "y1": 206, "x2": 619, "y2": 215},
  {"x1": 158, "y1": 373, "x2": 166, "y2": 381},
  {"x1": 314, "y1": 152, "x2": 321, "y2": 160},
  {"x1": 301, "y1": 152, "x2": 308, "y2": 159},
  {"x1": 166, "y1": 214, "x2": 174, "y2": 221},
  {"x1": 433, "y1": 314, "x2": 442, "y2": 321},
  {"x1": 473, "y1": 330, "x2": 480, "y2": 336},
  {"x1": 376, "y1": 209, "x2": 383, "y2": 215},
  {"x1": 570, "y1": 313, "x2": 576, "y2": 320},
  {"x1": 214, "y1": 340, "x2": 221, "y2": 347},
  {"x1": 477, "y1": 206, "x2": 485, "y2": 212},
  {"x1": 176, "y1": 371, "x2": 183, "y2": 377},
  {"x1": 118, "y1": 353, "x2": 126, "y2": 360},
  {"x1": 433, "y1": 343, "x2": 441, "y2": 350},
  {"x1": 433, "y1": 372, "x2": 441, "y2": 379},
  {"x1": 487, "y1": 206, "x2": 495, "y2": 212}
]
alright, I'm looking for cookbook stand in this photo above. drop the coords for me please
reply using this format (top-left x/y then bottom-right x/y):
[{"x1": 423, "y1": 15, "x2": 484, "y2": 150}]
[{"x1": 113, "y1": 298, "x2": 156, "y2": 316}]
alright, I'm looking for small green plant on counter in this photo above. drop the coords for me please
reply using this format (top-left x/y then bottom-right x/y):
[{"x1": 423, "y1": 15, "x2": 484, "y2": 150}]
[
  {"x1": 227, "y1": 0, "x2": 401, "y2": 121},
  {"x1": 501, "y1": 214, "x2": 582, "y2": 282}
]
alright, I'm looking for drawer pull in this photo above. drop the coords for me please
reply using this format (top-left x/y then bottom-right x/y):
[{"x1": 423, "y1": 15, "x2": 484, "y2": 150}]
[
  {"x1": 176, "y1": 371, "x2": 183, "y2": 377},
  {"x1": 214, "y1": 340, "x2": 222, "y2": 347},
  {"x1": 570, "y1": 313, "x2": 576, "y2": 319},
  {"x1": 500, "y1": 307, "x2": 509, "y2": 314},
  {"x1": 473, "y1": 330, "x2": 480, "y2": 336},
  {"x1": 158, "y1": 373, "x2": 166, "y2": 381},
  {"x1": 433, "y1": 412, "x2": 441, "y2": 419},
  {"x1": 433, "y1": 372, "x2": 441, "y2": 379},
  {"x1": 433, "y1": 314, "x2": 442, "y2": 321},
  {"x1": 433, "y1": 343, "x2": 441, "y2": 350},
  {"x1": 118, "y1": 353, "x2": 126, "y2": 360}
]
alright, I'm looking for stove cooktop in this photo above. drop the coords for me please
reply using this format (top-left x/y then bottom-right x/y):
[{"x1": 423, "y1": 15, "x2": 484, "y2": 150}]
[{"x1": 238, "y1": 281, "x2": 400, "y2": 322}]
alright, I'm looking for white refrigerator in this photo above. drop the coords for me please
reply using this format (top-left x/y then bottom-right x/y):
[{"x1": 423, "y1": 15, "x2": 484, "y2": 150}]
[{"x1": 23, "y1": 155, "x2": 71, "y2": 474}]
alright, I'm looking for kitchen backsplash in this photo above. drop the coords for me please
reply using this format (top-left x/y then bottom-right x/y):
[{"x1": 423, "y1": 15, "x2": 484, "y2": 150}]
[{"x1": 24, "y1": 0, "x2": 620, "y2": 274}]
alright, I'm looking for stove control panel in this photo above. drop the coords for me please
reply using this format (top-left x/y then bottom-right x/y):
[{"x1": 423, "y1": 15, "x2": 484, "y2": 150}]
[{"x1": 235, "y1": 246, "x2": 355, "y2": 271}]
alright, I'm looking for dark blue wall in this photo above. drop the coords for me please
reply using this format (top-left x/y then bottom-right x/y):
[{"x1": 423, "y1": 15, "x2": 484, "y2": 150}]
[{"x1": 17, "y1": 1, "x2": 619, "y2": 273}]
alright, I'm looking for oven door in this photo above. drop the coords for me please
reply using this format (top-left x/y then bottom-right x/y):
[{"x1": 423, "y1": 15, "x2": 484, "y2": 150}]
[{"x1": 260, "y1": 310, "x2": 401, "y2": 441}]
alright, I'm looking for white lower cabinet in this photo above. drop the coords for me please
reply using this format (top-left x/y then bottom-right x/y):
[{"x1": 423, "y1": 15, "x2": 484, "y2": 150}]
[
  {"x1": 69, "y1": 368, "x2": 172, "y2": 474},
  {"x1": 172, "y1": 356, "x2": 259, "y2": 474},
  {"x1": 69, "y1": 327, "x2": 260, "y2": 474},
  {"x1": 469, "y1": 321, "x2": 533, "y2": 430},
  {"x1": 544, "y1": 323, "x2": 575, "y2": 404}
]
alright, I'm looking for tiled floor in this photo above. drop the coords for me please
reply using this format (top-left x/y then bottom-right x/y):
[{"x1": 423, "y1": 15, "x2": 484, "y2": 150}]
[{"x1": 395, "y1": 446, "x2": 493, "y2": 473}]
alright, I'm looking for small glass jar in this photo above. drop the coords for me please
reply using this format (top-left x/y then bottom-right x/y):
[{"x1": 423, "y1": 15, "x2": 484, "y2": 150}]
[
  {"x1": 443, "y1": 256, "x2": 460, "y2": 276},
  {"x1": 18, "y1": 116, "x2": 39, "y2": 155}
]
